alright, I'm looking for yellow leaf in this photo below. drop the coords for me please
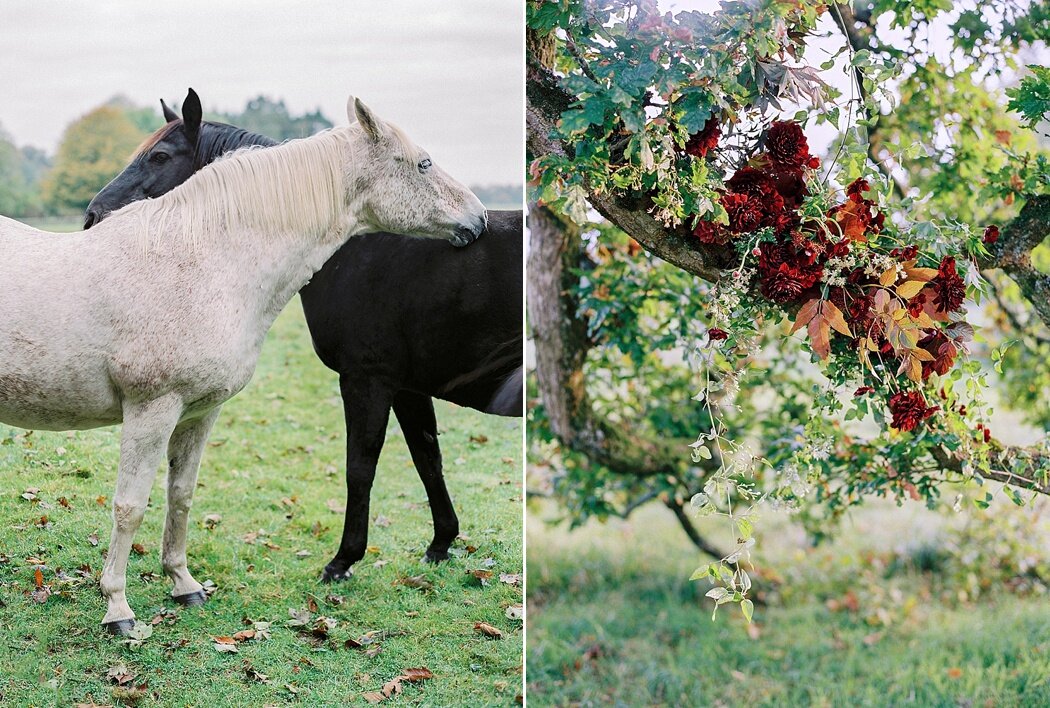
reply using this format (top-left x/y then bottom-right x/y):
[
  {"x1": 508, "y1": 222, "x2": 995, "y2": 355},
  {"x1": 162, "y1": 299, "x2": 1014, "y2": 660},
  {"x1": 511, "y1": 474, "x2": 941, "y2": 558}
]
[
  {"x1": 903, "y1": 267, "x2": 938, "y2": 282},
  {"x1": 879, "y1": 267, "x2": 899, "y2": 287},
  {"x1": 896, "y1": 281, "x2": 925, "y2": 300},
  {"x1": 911, "y1": 348, "x2": 935, "y2": 361},
  {"x1": 907, "y1": 358, "x2": 923, "y2": 383},
  {"x1": 822, "y1": 301, "x2": 853, "y2": 338},
  {"x1": 911, "y1": 311, "x2": 938, "y2": 329}
]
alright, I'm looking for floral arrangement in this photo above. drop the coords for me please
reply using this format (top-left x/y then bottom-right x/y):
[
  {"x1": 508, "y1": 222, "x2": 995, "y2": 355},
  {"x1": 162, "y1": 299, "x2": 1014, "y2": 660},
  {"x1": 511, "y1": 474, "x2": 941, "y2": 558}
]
[{"x1": 686, "y1": 120, "x2": 988, "y2": 435}]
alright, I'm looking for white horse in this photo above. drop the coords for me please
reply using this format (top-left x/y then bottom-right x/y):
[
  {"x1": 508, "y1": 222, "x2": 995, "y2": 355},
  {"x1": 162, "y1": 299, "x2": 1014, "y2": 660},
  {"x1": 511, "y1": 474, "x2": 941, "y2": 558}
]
[{"x1": 0, "y1": 98, "x2": 486, "y2": 634}]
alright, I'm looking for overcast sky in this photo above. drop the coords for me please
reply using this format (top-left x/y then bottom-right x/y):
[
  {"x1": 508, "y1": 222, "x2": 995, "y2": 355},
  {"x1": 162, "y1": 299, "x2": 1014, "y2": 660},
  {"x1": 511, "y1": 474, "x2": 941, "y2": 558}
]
[{"x1": 0, "y1": 0, "x2": 523, "y2": 186}]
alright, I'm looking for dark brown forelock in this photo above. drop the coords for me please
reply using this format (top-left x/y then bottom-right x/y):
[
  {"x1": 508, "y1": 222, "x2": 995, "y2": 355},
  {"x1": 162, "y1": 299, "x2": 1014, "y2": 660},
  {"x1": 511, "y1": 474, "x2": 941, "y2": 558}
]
[{"x1": 132, "y1": 120, "x2": 183, "y2": 159}]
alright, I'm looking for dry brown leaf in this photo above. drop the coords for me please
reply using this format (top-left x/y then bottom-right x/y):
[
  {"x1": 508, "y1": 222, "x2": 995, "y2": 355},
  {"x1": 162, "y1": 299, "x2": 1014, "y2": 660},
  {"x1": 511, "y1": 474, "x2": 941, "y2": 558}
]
[{"x1": 474, "y1": 621, "x2": 504, "y2": 639}]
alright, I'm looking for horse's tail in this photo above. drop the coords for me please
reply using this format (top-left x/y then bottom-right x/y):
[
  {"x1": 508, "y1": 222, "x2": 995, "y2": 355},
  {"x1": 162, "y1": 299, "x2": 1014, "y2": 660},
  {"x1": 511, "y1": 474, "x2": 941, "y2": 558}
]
[
  {"x1": 486, "y1": 366, "x2": 523, "y2": 416},
  {"x1": 439, "y1": 336, "x2": 522, "y2": 410}
]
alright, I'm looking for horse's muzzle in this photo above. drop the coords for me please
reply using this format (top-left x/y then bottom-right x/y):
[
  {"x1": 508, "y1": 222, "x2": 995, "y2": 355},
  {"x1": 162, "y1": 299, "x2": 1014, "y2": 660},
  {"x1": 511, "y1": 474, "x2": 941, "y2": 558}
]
[
  {"x1": 450, "y1": 215, "x2": 486, "y2": 248},
  {"x1": 83, "y1": 210, "x2": 100, "y2": 230}
]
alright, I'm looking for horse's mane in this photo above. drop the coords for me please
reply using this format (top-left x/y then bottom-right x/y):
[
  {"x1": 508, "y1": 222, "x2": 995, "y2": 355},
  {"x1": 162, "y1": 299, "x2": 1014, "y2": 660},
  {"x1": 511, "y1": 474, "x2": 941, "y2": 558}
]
[{"x1": 116, "y1": 125, "x2": 370, "y2": 249}]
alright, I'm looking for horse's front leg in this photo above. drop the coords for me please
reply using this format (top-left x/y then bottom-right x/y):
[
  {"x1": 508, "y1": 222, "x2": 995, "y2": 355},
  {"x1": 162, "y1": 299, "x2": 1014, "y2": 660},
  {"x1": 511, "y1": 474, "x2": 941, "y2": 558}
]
[
  {"x1": 101, "y1": 394, "x2": 183, "y2": 635},
  {"x1": 162, "y1": 407, "x2": 221, "y2": 605},
  {"x1": 322, "y1": 374, "x2": 392, "y2": 583},
  {"x1": 392, "y1": 391, "x2": 459, "y2": 563}
]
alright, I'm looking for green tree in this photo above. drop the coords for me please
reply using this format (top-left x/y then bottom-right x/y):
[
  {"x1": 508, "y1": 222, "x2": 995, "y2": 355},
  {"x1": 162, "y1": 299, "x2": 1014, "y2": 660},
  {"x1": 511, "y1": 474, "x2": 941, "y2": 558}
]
[
  {"x1": 40, "y1": 106, "x2": 149, "y2": 214},
  {"x1": 214, "y1": 96, "x2": 333, "y2": 141},
  {"x1": 526, "y1": 0, "x2": 1050, "y2": 615},
  {"x1": 0, "y1": 124, "x2": 34, "y2": 216}
]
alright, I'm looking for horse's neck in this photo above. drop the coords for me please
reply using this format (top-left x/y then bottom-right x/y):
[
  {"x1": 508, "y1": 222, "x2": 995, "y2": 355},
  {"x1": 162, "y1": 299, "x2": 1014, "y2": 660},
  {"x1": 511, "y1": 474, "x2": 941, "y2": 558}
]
[{"x1": 196, "y1": 124, "x2": 279, "y2": 168}]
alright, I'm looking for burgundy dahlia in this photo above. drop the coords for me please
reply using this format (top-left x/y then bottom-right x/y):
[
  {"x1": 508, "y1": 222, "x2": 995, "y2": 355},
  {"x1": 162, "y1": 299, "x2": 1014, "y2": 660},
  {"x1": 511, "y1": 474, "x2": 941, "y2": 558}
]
[
  {"x1": 726, "y1": 167, "x2": 787, "y2": 229},
  {"x1": 983, "y1": 225, "x2": 1000, "y2": 244},
  {"x1": 692, "y1": 219, "x2": 730, "y2": 245},
  {"x1": 708, "y1": 328, "x2": 729, "y2": 341},
  {"x1": 930, "y1": 256, "x2": 966, "y2": 313},
  {"x1": 685, "y1": 116, "x2": 721, "y2": 158},
  {"x1": 757, "y1": 239, "x2": 823, "y2": 304},
  {"x1": 722, "y1": 192, "x2": 765, "y2": 234},
  {"x1": 766, "y1": 121, "x2": 811, "y2": 168},
  {"x1": 888, "y1": 391, "x2": 938, "y2": 432}
]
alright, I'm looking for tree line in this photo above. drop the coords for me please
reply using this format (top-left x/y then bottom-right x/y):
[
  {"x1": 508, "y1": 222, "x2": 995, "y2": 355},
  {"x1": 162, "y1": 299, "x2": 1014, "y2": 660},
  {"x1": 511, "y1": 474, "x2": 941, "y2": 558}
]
[{"x1": 0, "y1": 95, "x2": 337, "y2": 218}]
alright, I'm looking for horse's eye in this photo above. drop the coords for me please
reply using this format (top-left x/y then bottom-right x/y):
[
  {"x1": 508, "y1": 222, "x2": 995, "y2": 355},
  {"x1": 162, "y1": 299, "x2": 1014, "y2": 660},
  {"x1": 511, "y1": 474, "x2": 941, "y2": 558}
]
[
  {"x1": 150, "y1": 152, "x2": 170, "y2": 164},
  {"x1": 418, "y1": 158, "x2": 432, "y2": 173}
]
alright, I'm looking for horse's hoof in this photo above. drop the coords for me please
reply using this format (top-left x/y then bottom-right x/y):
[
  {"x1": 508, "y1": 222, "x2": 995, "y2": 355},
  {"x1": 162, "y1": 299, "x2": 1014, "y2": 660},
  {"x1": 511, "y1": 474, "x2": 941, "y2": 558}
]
[
  {"x1": 102, "y1": 618, "x2": 137, "y2": 636},
  {"x1": 321, "y1": 565, "x2": 353, "y2": 583},
  {"x1": 172, "y1": 590, "x2": 208, "y2": 607},
  {"x1": 423, "y1": 549, "x2": 450, "y2": 564}
]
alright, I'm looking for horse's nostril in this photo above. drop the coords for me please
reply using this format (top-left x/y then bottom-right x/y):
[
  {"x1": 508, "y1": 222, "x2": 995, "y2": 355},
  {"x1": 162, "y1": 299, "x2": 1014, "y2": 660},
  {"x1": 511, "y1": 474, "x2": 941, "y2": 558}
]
[{"x1": 83, "y1": 211, "x2": 98, "y2": 230}]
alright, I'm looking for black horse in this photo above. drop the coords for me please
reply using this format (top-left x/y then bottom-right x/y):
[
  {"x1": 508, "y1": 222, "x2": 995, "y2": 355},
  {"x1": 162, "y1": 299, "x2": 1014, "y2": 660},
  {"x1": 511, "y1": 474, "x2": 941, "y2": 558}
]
[{"x1": 86, "y1": 89, "x2": 522, "y2": 582}]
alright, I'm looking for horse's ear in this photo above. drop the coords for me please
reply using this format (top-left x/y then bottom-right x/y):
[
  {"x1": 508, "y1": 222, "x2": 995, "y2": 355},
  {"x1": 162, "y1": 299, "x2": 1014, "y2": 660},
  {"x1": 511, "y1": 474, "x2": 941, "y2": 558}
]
[
  {"x1": 160, "y1": 99, "x2": 179, "y2": 123},
  {"x1": 352, "y1": 97, "x2": 384, "y2": 143},
  {"x1": 182, "y1": 88, "x2": 202, "y2": 145}
]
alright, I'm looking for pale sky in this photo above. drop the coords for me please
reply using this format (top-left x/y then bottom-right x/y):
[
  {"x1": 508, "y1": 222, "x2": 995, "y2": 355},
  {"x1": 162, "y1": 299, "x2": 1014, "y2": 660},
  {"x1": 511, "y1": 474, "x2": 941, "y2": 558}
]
[{"x1": 0, "y1": 0, "x2": 524, "y2": 186}]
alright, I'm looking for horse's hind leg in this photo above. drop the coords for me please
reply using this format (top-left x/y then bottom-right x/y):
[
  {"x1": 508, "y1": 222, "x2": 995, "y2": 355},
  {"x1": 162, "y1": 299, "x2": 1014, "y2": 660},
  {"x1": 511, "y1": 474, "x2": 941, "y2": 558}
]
[
  {"x1": 393, "y1": 391, "x2": 459, "y2": 563},
  {"x1": 100, "y1": 394, "x2": 183, "y2": 635},
  {"x1": 322, "y1": 375, "x2": 392, "y2": 583},
  {"x1": 161, "y1": 407, "x2": 220, "y2": 605}
]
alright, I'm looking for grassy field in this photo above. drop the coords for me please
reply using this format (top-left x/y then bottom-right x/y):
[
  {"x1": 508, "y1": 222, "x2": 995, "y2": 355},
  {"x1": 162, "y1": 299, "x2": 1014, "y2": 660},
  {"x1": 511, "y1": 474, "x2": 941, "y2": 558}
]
[
  {"x1": 527, "y1": 501, "x2": 1050, "y2": 707},
  {"x1": 0, "y1": 304, "x2": 523, "y2": 706}
]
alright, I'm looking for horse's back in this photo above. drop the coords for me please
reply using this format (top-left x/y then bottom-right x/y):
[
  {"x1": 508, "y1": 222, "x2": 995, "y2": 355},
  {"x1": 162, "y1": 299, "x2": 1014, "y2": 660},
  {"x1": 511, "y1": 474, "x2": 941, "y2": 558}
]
[{"x1": 300, "y1": 210, "x2": 523, "y2": 407}]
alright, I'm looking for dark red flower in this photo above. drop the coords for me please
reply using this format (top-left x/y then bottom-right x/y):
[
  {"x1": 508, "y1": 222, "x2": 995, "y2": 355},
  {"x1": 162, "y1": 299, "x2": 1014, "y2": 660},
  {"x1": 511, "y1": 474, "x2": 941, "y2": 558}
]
[
  {"x1": 846, "y1": 178, "x2": 870, "y2": 198},
  {"x1": 766, "y1": 121, "x2": 811, "y2": 168},
  {"x1": 930, "y1": 256, "x2": 966, "y2": 313},
  {"x1": 890, "y1": 245, "x2": 919, "y2": 261},
  {"x1": 722, "y1": 192, "x2": 764, "y2": 233},
  {"x1": 685, "y1": 116, "x2": 721, "y2": 158},
  {"x1": 726, "y1": 168, "x2": 787, "y2": 231},
  {"x1": 756, "y1": 239, "x2": 823, "y2": 304},
  {"x1": 983, "y1": 225, "x2": 1000, "y2": 244},
  {"x1": 769, "y1": 167, "x2": 808, "y2": 209},
  {"x1": 854, "y1": 386, "x2": 874, "y2": 396},
  {"x1": 888, "y1": 391, "x2": 938, "y2": 432},
  {"x1": 692, "y1": 219, "x2": 730, "y2": 245},
  {"x1": 907, "y1": 291, "x2": 927, "y2": 318},
  {"x1": 708, "y1": 328, "x2": 729, "y2": 341}
]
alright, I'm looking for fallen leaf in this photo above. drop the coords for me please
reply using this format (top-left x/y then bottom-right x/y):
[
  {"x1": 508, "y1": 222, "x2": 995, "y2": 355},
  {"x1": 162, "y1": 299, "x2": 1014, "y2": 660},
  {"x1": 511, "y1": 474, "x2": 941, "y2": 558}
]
[
  {"x1": 398, "y1": 575, "x2": 433, "y2": 591},
  {"x1": 287, "y1": 607, "x2": 312, "y2": 627},
  {"x1": 374, "y1": 515, "x2": 391, "y2": 528},
  {"x1": 232, "y1": 630, "x2": 256, "y2": 642},
  {"x1": 469, "y1": 434, "x2": 489, "y2": 444},
  {"x1": 87, "y1": 532, "x2": 99, "y2": 547},
  {"x1": 106, "y1": 663, "x2": 134, "y2": 685},
  {"x1": 401, "y1": 667, "x2": 433, "y2": 682},
  {"x1": 203, "y1": 514, "x2": 222, "y2": 529},
  {"x1": 362, "y1": 692, "x2": 385, "y2": 704},
  {"x1": 474, "y1": 622, "x2": 503, "y2": 639},
  {"x1": 325, "y1": 498, "x2": 346, "y2": 514},
  {"x1": 212, "y1": 636, "x2": 238, "y2": 653},
  {"x1": 499, "y1": 573, "x2": 521, "y2": 586},
  {"x1": 242, "y1": 660, "x2": 270, "y2": 684},
  {"x1": 130, "y1": 543, "x2": 146, "y2": 556},
  {"x1": 947, "y1": 667, "x2": 963, "y2": 679},
  {"x1": 505, "y1": 604, "x2": 523, "y2": 621}
]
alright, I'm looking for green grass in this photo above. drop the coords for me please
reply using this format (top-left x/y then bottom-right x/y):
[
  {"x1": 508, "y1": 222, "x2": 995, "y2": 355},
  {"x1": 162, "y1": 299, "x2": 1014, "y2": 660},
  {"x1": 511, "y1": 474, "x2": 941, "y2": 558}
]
[
  {"x1": 0, "y1": 303, "x2": 523, "y2": 706},
  {"x1": 527, "y1": 503, "x2": 1050, "y2": 707}
]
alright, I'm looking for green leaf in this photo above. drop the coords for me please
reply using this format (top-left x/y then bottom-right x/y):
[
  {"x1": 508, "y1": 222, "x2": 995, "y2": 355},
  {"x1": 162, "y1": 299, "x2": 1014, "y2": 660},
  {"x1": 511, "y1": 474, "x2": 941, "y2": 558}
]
[{"x1": 741, "y1": 599, "x2": 754, "y2": 624}]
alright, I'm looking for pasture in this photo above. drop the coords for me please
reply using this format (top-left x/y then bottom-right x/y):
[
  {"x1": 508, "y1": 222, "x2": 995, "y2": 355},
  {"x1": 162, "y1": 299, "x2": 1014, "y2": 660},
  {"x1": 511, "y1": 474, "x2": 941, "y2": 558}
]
[
  {"x1": 0, "y1": 301, "x2": 523, "y2": 706},
  {"x1": 527, "y1": 501, "x2": 1050, "y2": 706}
]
